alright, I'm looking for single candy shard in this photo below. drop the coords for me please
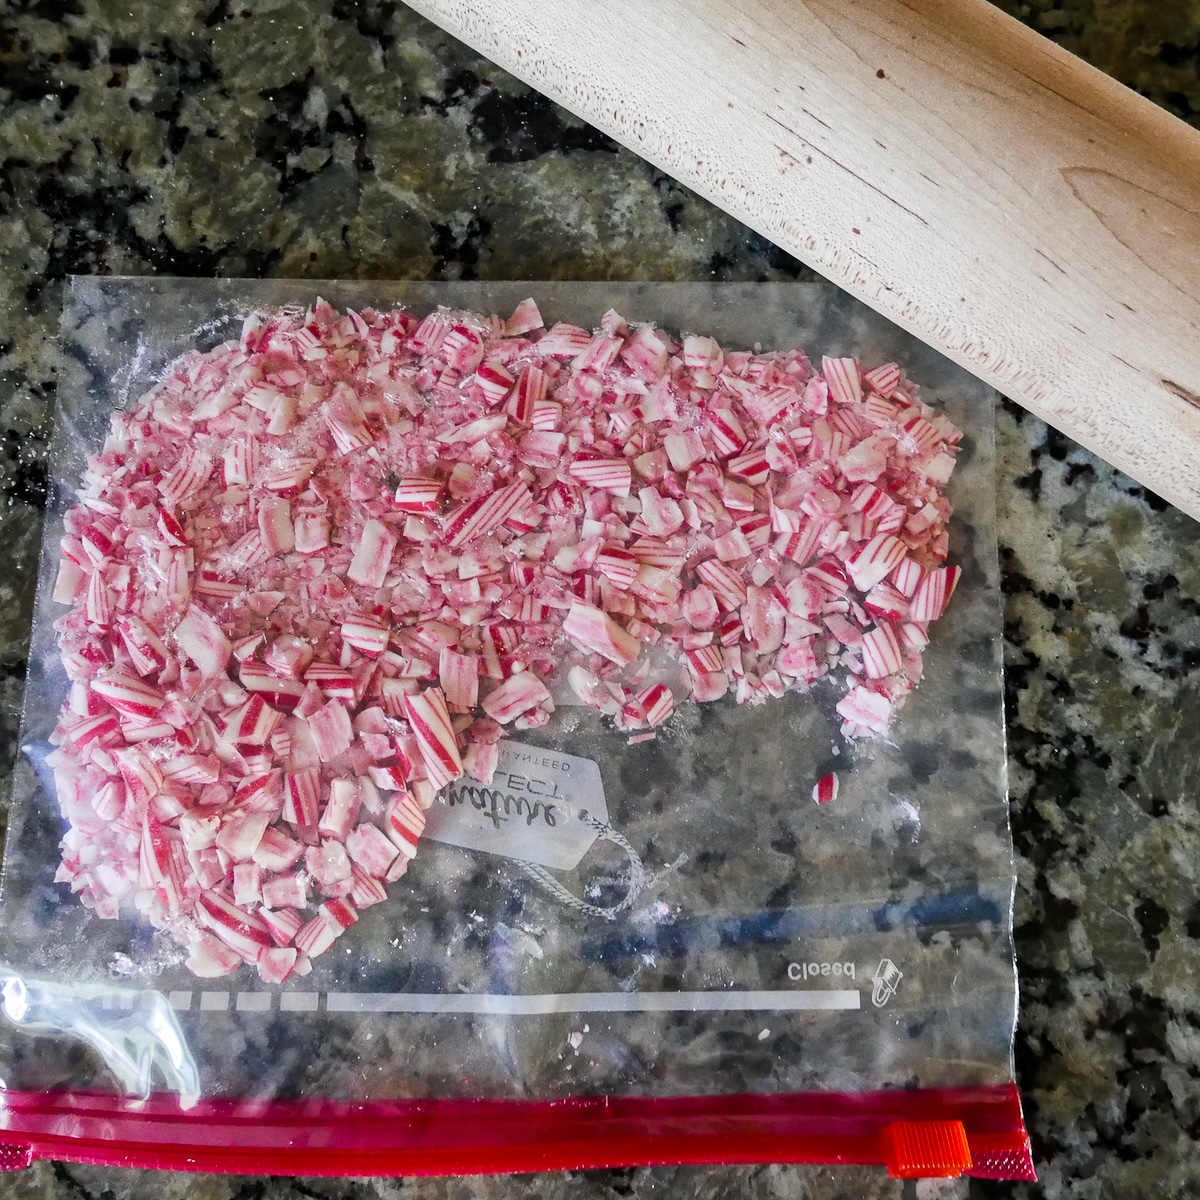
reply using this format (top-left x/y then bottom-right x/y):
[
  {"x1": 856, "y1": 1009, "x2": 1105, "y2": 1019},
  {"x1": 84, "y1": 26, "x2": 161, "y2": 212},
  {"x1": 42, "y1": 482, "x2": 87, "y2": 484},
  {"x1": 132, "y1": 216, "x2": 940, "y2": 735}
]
[
  {"x1": 812, "y1": 772, "x2": 840, "y2": 805},
  {"x1": 402, "y1": 689, "x2": 463, "y2": 790},
  {"x1": 49, "y1": 297, "x2": 962, "y2": 980}
]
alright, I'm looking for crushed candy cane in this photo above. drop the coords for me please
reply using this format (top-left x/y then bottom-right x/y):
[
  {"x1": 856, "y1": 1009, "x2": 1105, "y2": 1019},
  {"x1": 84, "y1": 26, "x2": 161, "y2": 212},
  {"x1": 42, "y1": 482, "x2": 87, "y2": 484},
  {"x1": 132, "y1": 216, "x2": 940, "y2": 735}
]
[{"x1": 48, "y1": 298, "x2": 962, "y2": 981}]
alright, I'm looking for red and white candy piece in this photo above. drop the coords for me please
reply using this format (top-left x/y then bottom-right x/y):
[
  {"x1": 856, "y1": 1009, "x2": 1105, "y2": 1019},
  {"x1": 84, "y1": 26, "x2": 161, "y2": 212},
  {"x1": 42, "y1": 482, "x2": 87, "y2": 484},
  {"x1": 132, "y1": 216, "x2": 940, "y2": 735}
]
[
  {"x1": 341, "y1": 616, "x2": 389, "y2": 659},
  {"x1": 860, "y1": 623, "x2": 904, "y2": 680},
  {"x1": 403, "y1": 689, "x2": 463, "y2": 789},
  {"x1": 908, "y1": 565, "x2": 961, "y2": 623},
  {"x1": 345, "y1": 822, "x2": 399, "y2": 877},
  {"x1": 347, "y1": 519, "x2": 397, "y2": 589},
  {"x1": 812, "y1": 772, "x2": 839, "y2": 805},
  {"x1": 394, "y1": 477, "x2": 444, "y2": 513},
  {"x1": 174, "y1": 605, "x2": 231, "y2": 678},
  {"x1": 91, "y1": 674, "x2": 164, "y2": 720},
  {"x1": 562, "y1": 601, "x2": 640, "y2": 667},
  {"x1": 384, "y1": 790, "x2": 427, "y2": 860},
  {"x1": 846, "y1": 534, "x2": 908, "y2": 592},
  {"x1": 443, "y1": 481, "x2": 531, "y2": 549},
  {"x1": 481, "y1": 671, "x2": 552, "y2": 725},
  {"x1": 568, "y1": 456, "x2": 632, "y2": 496}
]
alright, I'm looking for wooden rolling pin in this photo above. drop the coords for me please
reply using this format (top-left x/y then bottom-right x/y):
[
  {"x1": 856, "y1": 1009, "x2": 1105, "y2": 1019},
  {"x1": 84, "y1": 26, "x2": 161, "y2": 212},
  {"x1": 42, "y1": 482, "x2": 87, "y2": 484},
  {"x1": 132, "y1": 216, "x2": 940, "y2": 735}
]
[{"x1": 407, "y1": 0, "x2": 1200, "y2": 520}]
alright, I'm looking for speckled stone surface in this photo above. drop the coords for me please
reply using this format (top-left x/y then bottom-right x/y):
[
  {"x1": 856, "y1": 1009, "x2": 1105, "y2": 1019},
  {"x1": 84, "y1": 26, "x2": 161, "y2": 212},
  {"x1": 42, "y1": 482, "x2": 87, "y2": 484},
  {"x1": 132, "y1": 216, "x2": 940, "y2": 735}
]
[{"x1": 0, "y1": 2, "x2": 1198, "y2": 1198}]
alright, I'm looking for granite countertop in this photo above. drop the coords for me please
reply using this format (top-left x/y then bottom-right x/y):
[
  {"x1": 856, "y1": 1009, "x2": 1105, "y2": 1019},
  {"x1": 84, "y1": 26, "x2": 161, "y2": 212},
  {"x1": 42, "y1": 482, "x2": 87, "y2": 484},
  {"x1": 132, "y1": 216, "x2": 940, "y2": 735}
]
[{"x1": 1, "y1": 2, "x2": 1199, "y2": 1198}]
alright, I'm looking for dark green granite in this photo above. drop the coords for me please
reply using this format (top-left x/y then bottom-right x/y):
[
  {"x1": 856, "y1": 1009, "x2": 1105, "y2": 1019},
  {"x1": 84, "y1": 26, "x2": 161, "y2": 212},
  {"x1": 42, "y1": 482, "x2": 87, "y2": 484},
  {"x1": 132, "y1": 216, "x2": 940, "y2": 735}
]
[{"x1": 1, "y1": 1, "x2": 1199, "y2": 1197}]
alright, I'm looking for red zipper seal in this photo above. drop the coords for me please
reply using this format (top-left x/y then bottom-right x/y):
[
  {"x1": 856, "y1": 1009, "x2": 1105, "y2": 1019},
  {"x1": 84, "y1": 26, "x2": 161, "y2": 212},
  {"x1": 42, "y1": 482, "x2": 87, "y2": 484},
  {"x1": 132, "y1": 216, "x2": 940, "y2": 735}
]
[{"x1": 0, "y1": 1083, "x2": 1035, "y2": 1179}]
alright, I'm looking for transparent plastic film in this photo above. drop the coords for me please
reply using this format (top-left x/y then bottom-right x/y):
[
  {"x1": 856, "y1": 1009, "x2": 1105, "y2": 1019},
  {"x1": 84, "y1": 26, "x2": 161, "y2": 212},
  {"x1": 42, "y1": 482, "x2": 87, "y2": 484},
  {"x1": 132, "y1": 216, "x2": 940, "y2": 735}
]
[{"x1": 0, "y1": 279, "x2": 1031, "y2": 1179}]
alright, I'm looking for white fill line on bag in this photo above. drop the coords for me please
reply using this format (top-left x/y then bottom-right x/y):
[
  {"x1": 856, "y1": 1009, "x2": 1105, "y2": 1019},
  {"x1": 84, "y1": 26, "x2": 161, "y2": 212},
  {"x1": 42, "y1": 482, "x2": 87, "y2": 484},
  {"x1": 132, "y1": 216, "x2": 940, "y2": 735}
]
[{"x1": 324, "y1": 990, "x2": 861, "y2": 1014}]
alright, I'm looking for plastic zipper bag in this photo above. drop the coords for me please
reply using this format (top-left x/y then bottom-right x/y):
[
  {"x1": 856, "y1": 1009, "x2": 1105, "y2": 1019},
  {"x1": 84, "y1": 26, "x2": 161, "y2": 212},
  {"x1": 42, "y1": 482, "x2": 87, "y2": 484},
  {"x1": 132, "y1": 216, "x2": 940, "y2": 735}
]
[{"x1": 0, "y1": 278, "x2": 1032, "y2": 1180}]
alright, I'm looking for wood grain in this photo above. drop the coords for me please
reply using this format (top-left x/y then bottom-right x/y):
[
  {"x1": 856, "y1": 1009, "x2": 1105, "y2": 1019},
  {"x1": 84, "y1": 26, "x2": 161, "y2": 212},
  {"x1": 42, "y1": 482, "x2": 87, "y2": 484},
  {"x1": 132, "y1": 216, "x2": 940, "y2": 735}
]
[{"x1": 406, "y1": 0, "x2": 1200, "y2": 519}]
